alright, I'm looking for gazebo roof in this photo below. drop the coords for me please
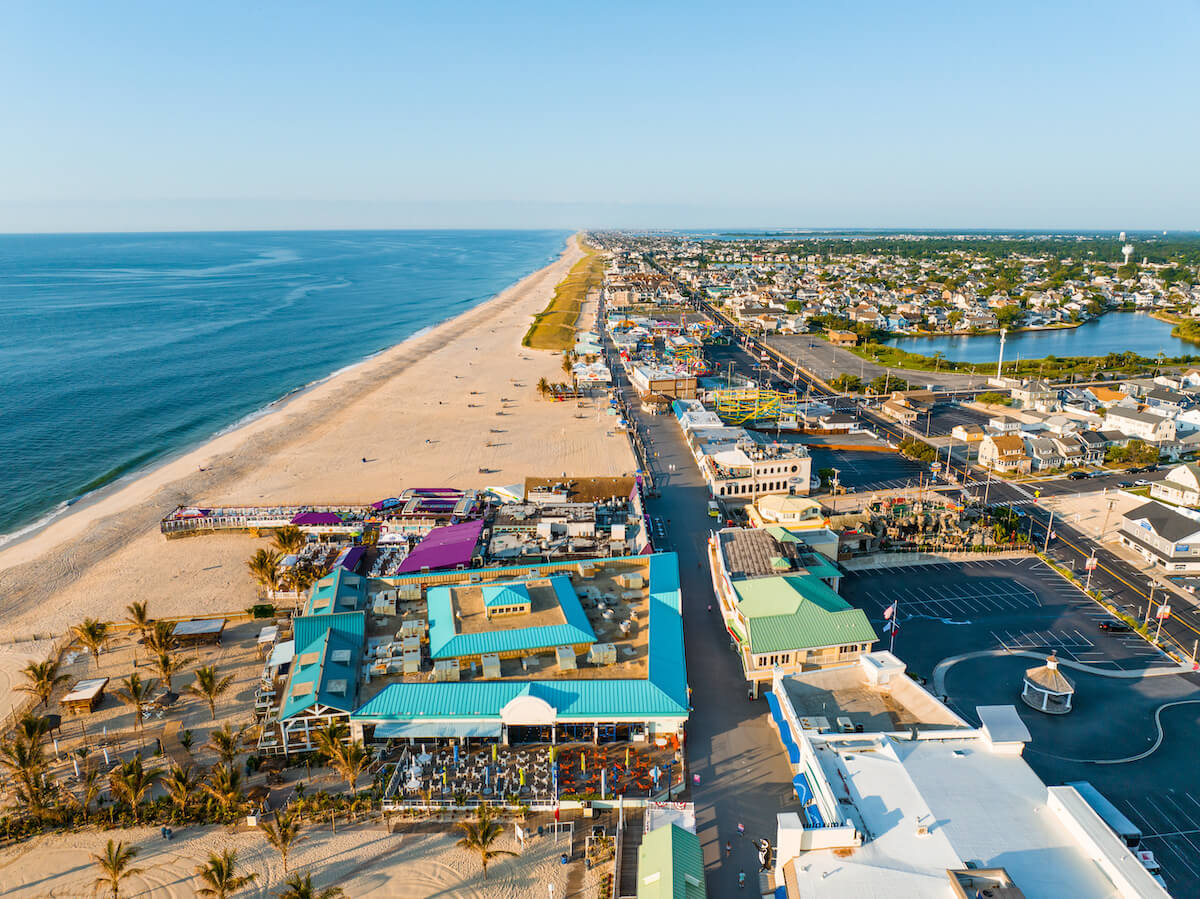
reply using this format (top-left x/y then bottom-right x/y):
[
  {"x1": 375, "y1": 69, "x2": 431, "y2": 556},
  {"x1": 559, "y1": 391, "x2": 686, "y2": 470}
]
[{"x1": 1024, "y1": 654, "x2": 1074, "y2": 695}]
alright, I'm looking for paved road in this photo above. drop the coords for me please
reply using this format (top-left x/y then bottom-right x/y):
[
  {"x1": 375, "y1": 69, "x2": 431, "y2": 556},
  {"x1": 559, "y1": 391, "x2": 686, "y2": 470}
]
[
  {"x1": 603, "y1": 315, "x2": 797, "y2": 893},
  {"x1": 766, "y1": 332, "x2": 993, "y2": 390}
]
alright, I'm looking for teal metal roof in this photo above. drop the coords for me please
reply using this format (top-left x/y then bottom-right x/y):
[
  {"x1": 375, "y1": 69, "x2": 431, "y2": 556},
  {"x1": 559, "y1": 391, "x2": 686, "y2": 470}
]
[
  {"x1": 637, "y1": 824, "x2": 706, "y2": 899},
  {"x1": 352, "y1": 553, "x2": 689, "y2": 725},
  {"x1": 482, "y1": 583, "x2": 531, "y2": 608},
  {"x1": 293, "y1": 611, "x2": 365, "y2": 653},
  {"x1": 281, "y1": 628, "x2": 362, "y2": 719},
  {"x1": 304, "y1": 567, "x2": 367, "y2": 617},
  {"x1": 427, "y1": 574, "x2": 595, "y2": 659}
]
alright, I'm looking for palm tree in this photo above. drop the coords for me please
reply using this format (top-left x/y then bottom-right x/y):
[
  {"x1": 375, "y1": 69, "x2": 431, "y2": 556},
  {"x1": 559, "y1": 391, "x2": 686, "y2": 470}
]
[
  {"x1": 206, "y1": 723, "x2": 246, "y2": 767},
  {"x1": 72, "y1": 618, "x2": 109, "y2": 670},
  {"x1": 247, "y1": 548, "x2": 283, "y2": 595},
  {"x1": 115, "y1": 673, "x2": 157, "y2": 738},
  {"x1": 90, "y1": 839, "x2": 144, "y2": 899},
  {"x1": 260, "y1": 807, "x2": 305, "y2": 875},
  {"x1": 455, "y1": 805, "x2": 517, "y2": 880},
  {"x1": 108, "y1": 754, "x2": 158, "y2": 825},
  {"x1": 194, "y1": 849, "x2": 257, "y2": 899},
  {"x1": 200, "y1": 763, "x2": 245, "y2": 818},
  {"x1": 73, "y1": 764, "x2": 103, "y2": 824},
  {"x1": 187, "y1": 665, "x2": 234, "y2": 720},
  {"x1": 18, "y1": 659, "x2": 70, "y2": 709},
  {"x1": 310, "y1": 719, "x2": 349, "y2": 780},
  {"x1": 153, "y1": 650, "x2": 192, "y2": 693},
  {"x1": 322, "y1": 738, "x2": 369, "y2": 795},
  {"x1": 0, "y1": 736, "x2": 53, "y2": 818},
  {"x1": 16, "y1": 712, "x2": 53, "y2": 745},
  {"x1": 289, "y1": 565, "x2": 318, "y2": 597},
  {"x1": 536, "y1": 376, "x2": 550, "y2": 398},
  {"x1": 163, "y1": 762, "x2": 200, "y2": 821},
  {"x1": 272, "y1": 525, "x2": 306, "y2": 555},
  {"x1": 144, "y1": 619, "x2": 176, "y2": 657},
  {"x1": 125, "y1": 601, "x2": 153, "y2": 648},
  {"x1": 274, "y1": 872, "x2": 346, "y2": 899}
]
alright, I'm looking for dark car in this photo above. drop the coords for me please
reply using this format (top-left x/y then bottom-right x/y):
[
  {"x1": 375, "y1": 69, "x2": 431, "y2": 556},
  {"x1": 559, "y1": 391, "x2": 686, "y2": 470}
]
[
  {"x1": 1099, "y1": 621, "x2": 1132, "y2": 633},
  {"x1": 1118, "y1": 481, "x2": 1134, "y2": 488},
  {"x1": 1067, "y1": 470, "x2": 1089, "y2": 480}
]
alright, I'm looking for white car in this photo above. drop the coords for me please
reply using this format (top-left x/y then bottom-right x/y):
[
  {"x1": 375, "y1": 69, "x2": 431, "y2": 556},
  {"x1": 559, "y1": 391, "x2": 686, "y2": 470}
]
[{"x1": 1134, "y1": 479, "x2": 1151, "y2": 487}]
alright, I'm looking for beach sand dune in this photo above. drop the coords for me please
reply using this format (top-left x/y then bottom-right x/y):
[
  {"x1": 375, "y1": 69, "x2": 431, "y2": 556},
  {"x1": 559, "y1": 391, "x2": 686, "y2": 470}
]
[{"x1": 0, "y1": 233, "x2": 633, "y2": 647}]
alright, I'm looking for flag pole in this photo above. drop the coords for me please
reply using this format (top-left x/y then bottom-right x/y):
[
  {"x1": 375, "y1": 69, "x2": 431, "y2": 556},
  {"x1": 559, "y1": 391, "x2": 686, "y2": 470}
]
[{"x1": 889, "y1": 599, "x2": 898, "y2": 654}]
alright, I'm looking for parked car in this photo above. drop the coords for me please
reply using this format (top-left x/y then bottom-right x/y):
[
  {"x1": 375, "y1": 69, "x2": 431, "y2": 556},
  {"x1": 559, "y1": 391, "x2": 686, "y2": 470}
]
[
  {"x1": 1118, "y1": 481, "x2": 1134, "y2": 488},
  {"x1": 1099, "y1": 621, "x2": 1132, "y2": 633},
  {"x1": 1067, "y1": 470, "x2": 1089, "y2": 480},
  {"x1": 1135, "y1": 479, "x2": 1151, "y2": 487}
]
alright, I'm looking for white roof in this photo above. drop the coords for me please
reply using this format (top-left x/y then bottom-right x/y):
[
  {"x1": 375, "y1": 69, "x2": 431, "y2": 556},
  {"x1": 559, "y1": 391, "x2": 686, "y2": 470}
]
[
  {"x1": 977, "y1": 704, "x2": 1032, "y2": 744},
  {"x1": 63, "y1": 677, "x2": 108, "y2": 702},
  {"x1": 172, "y1": 618, "x2": 226, "y2": 636},
  {"x1": 267, "y1": 639, "x2": 295, "y2": 669},
  {"x1": 257, "y1": 626, "x2": 279, "y2": 644}
]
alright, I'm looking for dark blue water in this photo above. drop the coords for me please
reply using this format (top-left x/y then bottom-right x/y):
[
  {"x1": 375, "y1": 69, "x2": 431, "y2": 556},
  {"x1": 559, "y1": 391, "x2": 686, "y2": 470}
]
[
  {"x1": 882, "y1": 312, "x2": 1199, "y2": 363},
  {"x1": 0, "y1": 230, "x2": 569, "y2": 541}
]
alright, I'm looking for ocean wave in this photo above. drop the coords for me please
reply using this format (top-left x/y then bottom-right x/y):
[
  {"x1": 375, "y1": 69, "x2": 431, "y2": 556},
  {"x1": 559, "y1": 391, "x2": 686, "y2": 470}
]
[{"x1": 0, "y1": 501, "x2": 72, "y2": 550}]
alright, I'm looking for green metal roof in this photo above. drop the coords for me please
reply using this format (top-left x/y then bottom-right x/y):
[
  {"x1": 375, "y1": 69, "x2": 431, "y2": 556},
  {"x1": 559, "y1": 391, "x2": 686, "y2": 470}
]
[
  {"x1": 637, "y1": 825, "x2": 706, "y2": 899},
  {"x1": 734, "y1": 575, "x2": 877, "y2": 654},
  {"x1": 427, "y1": 574, "x2": 595, "y2": 659},
  {"x1": 352, "y1": 552, "x2": 689, "y2": 724}
]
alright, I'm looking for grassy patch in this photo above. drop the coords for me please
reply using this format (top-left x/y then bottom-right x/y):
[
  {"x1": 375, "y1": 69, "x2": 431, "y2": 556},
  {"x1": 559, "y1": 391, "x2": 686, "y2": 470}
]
[{"x1": 523, "y1": 241, "x2": 606, "y2": 350}]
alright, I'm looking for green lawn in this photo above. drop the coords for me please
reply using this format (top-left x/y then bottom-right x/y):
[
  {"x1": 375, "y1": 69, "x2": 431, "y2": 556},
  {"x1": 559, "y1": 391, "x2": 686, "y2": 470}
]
[{"x1": 523, "y1": 241, "x2": 606, "y2": 351}]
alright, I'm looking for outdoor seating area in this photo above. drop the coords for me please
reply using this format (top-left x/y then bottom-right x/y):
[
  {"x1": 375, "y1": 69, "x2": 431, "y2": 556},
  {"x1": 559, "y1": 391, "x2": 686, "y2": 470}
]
[{"x1": 380, "y1": 740, "x2": 681, "y2": 806}]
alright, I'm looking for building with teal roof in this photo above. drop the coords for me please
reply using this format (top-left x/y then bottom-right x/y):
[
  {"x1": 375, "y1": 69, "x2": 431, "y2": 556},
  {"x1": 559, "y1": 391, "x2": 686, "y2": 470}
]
[
  {"x1": 481, "y1": 582, "x2": 532, "y2": 617},
  {"x1": 710, "y1": 526, "x2": 876, "y2": 692},
  {"x1": 427, "y1": 574, "x2": 596, "y2": 663},
  {"x1": 351, "y1": 553, "x2": 688, "y2": 746},
  {"x1": 637, "y1": 824, "x2": 706, "y2": 899},
  {"x1": 265, "y1": 553, "x2": 688, "y2": 753}
]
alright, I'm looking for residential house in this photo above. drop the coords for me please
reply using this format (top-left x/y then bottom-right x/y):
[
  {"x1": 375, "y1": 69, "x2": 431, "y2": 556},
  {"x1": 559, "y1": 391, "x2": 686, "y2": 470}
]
[
  {"x1": 1010, "y1": 380, "x2": 1058, "y2": 412},
  {"x1": 1026, "y1": 437, "x2": 1064, "y2": 471},
  {"x1": 978, "y1": 434, "x2": 1032, "y2": 474},
  {"x1": 1150, "y1": 463, "x2": 1200, "y2": 508},
  {"x1": 1105, "y1": 406, "x2": 1177, "y2": 443},
  {"x1": 1075, "y1": 431, "x2": 1107, "y2": 465},
  {"x1": 1052, "y1": 437, "x2": 1084, "y2": 467}
]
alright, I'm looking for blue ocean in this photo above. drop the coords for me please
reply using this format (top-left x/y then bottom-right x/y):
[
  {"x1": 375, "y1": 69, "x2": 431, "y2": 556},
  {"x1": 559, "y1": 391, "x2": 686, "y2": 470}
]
[{"x1": 0, "y1": 230, "x2": 570, "y2": 541}]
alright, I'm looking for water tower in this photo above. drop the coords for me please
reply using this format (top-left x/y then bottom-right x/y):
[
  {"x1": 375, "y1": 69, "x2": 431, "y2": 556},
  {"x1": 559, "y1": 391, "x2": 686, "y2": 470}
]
[
  {"x1": 1119, "y1": 231, "x2": 1126, "y2": 242},
  {"x1": 1122, "y1": 244, "x2": 1134, "y2": 266}
]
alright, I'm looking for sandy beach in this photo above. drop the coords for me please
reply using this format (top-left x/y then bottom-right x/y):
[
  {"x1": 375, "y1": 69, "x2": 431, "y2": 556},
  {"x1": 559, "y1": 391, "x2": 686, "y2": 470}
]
[
  {"x1": 0, "y1": 823, "x2": 597, "y2": 898},
  {"x1": 0, "y1": 232, "x2": 633, "y2": 670}
]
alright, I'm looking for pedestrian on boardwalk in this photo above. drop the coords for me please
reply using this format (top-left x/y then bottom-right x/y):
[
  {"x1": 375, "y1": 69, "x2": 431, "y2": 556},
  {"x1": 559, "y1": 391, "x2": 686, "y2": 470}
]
[
  {"x1": 737, "y1": 822, "x2": 745, "y2": 837},
  {"x1": 725, "y1": 841, "x2": 732, "y2": 857}
]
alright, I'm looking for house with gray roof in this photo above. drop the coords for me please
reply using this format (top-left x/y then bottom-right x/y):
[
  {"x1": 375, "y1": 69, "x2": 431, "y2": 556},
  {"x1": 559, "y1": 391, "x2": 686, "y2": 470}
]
[{"x1": 1119, "y1": 500, "x2": 1200, "y2": 572}]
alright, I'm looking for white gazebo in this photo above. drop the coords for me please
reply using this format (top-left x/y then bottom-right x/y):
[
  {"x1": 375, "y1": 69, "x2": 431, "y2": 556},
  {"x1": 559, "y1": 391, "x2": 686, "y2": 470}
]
[{"x1": 1021, "y1": 652, "x2": 1075, "y2": 715}]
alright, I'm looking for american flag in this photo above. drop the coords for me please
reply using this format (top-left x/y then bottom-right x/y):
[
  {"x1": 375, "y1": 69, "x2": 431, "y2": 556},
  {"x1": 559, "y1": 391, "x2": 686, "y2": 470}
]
[{"x1": 883, "y1": 602, "x2": 897, "y2": 620}]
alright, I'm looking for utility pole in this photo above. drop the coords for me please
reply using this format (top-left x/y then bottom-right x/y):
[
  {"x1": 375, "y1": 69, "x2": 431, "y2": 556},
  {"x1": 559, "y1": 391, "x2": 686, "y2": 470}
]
[{"x1": 1043, "y1": 509, "x2": 1054, "y2": 553}]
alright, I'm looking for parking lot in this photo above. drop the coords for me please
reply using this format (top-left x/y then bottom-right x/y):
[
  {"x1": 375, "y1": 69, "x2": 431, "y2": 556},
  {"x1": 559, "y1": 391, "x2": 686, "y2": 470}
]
[
  {"x1": 924, "y1": 402, "x2": 992, "y2": 437},
  {"x1": 806, "y1": 447, "x2": 928, "y2": 492},
  {"x1": 842, "y1": 558, "x2": 1200, "y2": 896},
  {"x1": 839, "y1": 557, "x2": 1176, "y2": 674}
]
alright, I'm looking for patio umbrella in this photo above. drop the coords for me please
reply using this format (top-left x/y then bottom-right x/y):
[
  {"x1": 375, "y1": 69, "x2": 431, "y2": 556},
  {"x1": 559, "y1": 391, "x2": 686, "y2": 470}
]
[
  {"x1": 652, "y1": 766, "x2": 660, "y2": 790},
  {"x1": 453, "y1": 743, "x2": 459, "y2": 764},
  {"x1": 442, "y1": 770, "x2": 447, "y2": 786},
  {"x1": 625, "y1": 746, "x2": 630, "y2": 767},
  {"x1": 492, "y1": 744, "x2": 498, "y2": 762},
  {"x1": 601, "y1": 768, "x2": 606, "y2": 799},
  {"x1": 581, "y1": 753, "x2": 586, "y2": 772},
  {"x1": 549, "y1": 745, "x2": 556, "y2": 763},
  {"x1": 484, "y1": 766, "x2": 489, "y2": 787}
]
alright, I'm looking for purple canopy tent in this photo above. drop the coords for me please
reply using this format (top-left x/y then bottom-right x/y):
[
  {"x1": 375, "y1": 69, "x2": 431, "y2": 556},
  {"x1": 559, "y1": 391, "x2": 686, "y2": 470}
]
[
  {"x1": 396, "y1": 519, "x2": 484, "y2": 573},
  {"x1": 291, "y1": 512, "x2": 343, "y2": 526}
]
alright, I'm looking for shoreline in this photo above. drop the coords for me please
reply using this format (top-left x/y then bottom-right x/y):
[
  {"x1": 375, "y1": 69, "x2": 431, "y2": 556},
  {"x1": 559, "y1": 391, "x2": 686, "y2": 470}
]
[{"x1": 0, "y1": 233, "x2": 632, "y2": 638}]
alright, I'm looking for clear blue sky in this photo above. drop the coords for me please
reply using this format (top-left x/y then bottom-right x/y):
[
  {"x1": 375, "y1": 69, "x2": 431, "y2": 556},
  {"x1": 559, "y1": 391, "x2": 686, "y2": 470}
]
[{"x1": 2, "y1": 1, "x2": 1197, "y2": 231}]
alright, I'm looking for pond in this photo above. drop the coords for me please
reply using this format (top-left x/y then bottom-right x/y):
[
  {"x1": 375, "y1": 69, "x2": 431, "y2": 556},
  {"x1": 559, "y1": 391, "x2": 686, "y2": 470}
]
[{"x1": 881, "y1": 312, "x2": 1198, "y2": 363}]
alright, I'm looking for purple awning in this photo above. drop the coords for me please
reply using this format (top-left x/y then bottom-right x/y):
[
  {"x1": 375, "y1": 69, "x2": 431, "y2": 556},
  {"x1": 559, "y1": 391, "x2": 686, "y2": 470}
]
[
  {"x1": 339, "y1": 546, "x2": 366, "y2": 572},
  {"x1": 291, "y1": 512, "x2": 343, "y2": 526},
  {"x1": 396, "y1": 519, "x2": 484, "y2": 573}
]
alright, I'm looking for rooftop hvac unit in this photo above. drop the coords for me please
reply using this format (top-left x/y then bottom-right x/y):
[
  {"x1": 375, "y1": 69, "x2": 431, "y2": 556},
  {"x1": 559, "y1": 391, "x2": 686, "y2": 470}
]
[
  {"x1": 481, "y1": 653, "x2": 502, "y2": 679},
  {"x1": 588, "y1": 643, "x2": 617, "y2": 666},
  {"x1": 432, "y1": 660, "x2": 460, "y2": 682},
  {"x1": 402, "y1": 650, "x2": 421, "y2": 674},
  {"x1": 556, "y1": 646, "x2": 578, "y2": 670}
]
